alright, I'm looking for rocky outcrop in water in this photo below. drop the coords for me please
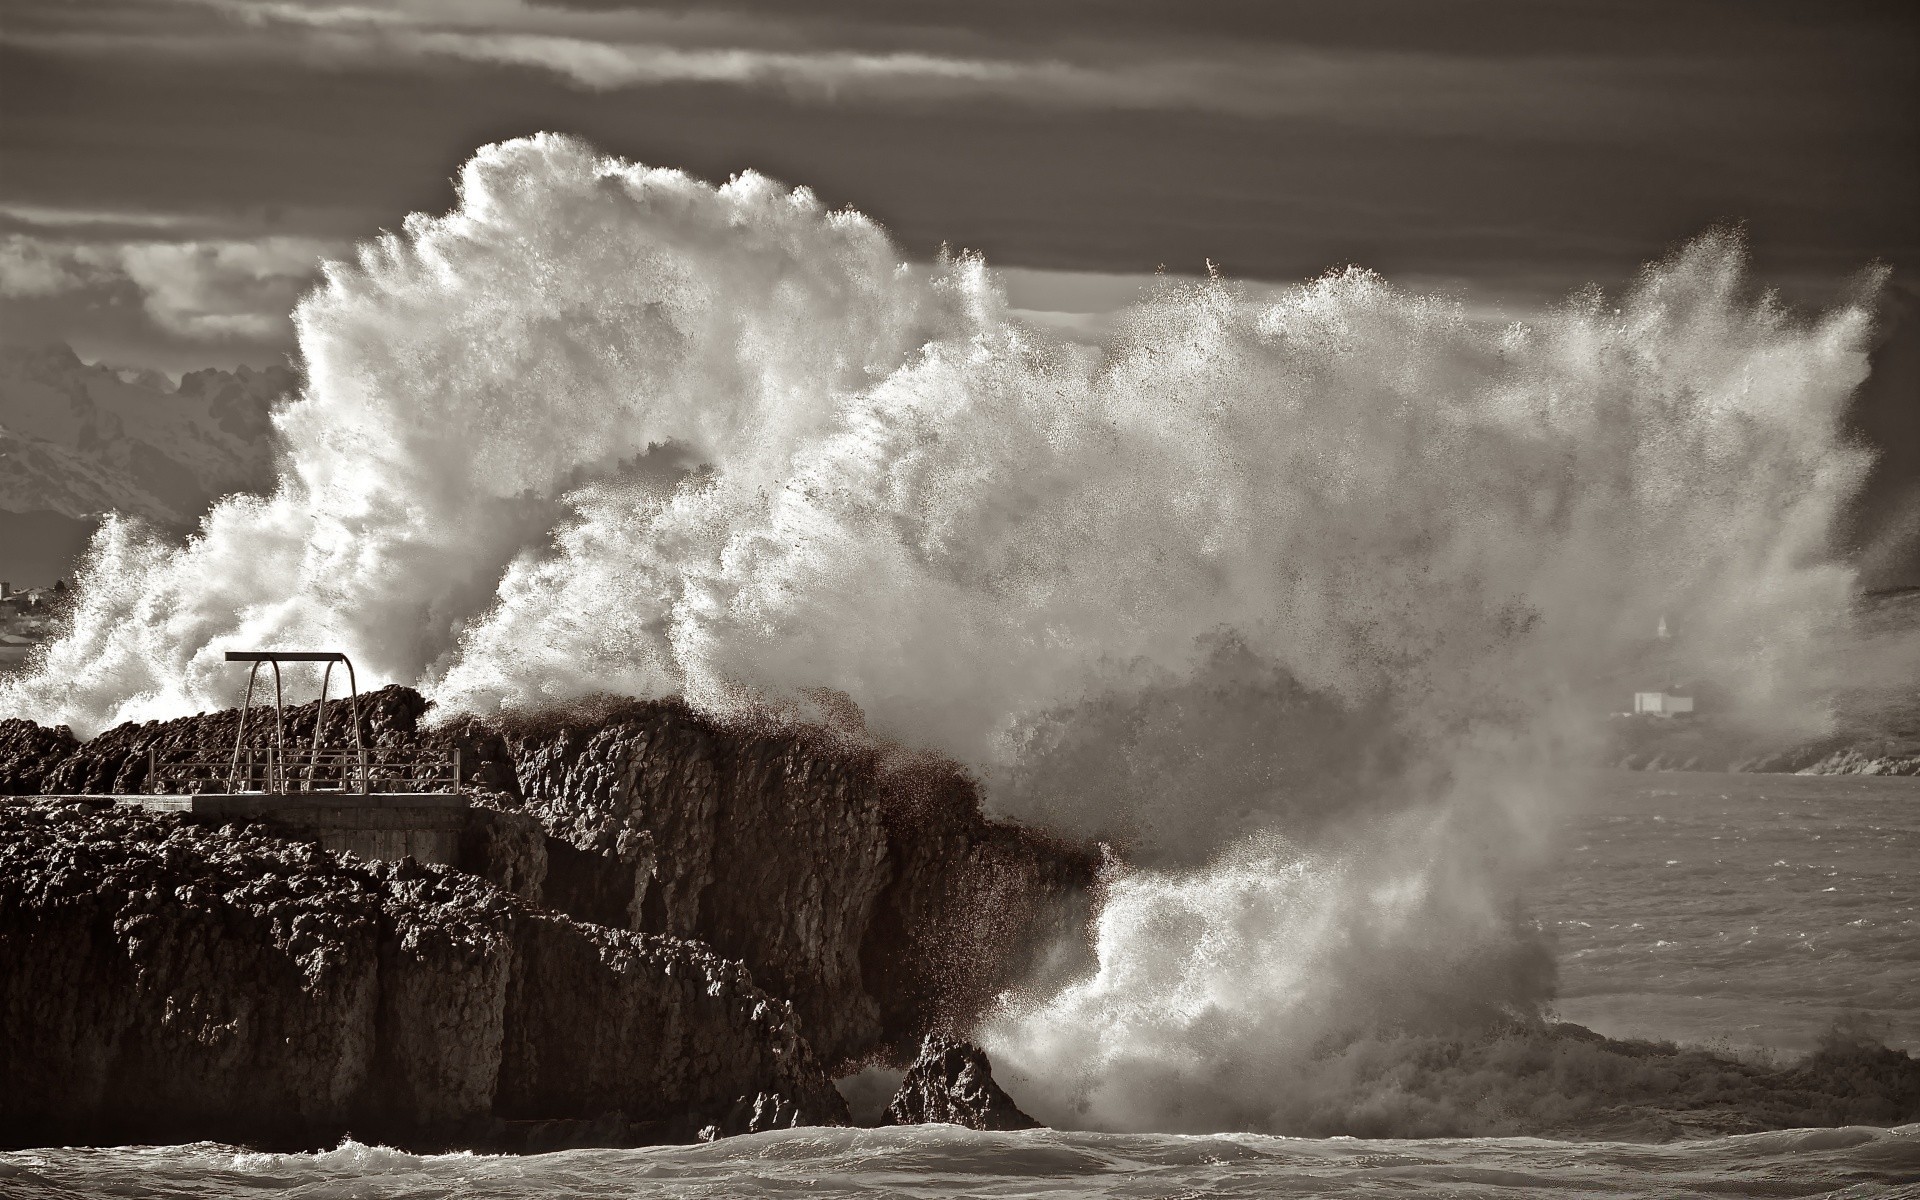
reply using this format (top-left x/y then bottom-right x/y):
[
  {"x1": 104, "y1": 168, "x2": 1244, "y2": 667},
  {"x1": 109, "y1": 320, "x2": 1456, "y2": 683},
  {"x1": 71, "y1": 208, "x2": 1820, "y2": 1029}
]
[
  {"x1": 1609, "y1": 715, "x2": 1920, "y2": 775},
  {"x1": 883, "y1": 1035, "x2": 1040, "y2": 1131},
  {"x1": 0, "y1": 688, "x2": 1098, "y2": 1074},
  {"x1": 0, "y1": 800, "x2": 846, "y2": 1150},
  {"x1": 1606, "y1": 591, "x2": 1920, "y2": 775},
  {"x1": 476, "y1": 703, "x2": 1095, "y2": 1067}
]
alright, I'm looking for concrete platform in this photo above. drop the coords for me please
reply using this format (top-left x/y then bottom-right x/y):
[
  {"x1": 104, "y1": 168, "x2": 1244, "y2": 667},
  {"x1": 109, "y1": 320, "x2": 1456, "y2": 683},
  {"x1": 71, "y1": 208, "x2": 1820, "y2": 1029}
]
[
  {"x1": 113, "y1": 793, "x2": 467, "y2": 814},
  {"x1": 22, "y1": 793, "x2": 470, "y2": 867}
]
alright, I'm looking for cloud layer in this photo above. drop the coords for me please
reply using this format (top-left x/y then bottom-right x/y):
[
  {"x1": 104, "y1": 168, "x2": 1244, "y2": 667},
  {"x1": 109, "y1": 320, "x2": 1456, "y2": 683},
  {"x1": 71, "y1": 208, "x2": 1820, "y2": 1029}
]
[
  {"x1": 1, "y1": 0, "x2": 1911, "y2": 372},
  {"x1": 7, "y1": 0, "x2": 1863, "y2": 133},
  {"x1": 0, "y1": 207, "x2": 336, "y2": 359}
]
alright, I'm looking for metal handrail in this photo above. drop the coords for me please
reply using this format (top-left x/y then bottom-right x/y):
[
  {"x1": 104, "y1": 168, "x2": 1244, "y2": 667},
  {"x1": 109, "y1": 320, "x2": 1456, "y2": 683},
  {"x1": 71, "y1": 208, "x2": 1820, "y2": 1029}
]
[
  {"x1": 146, "y1": 747, "x2": 461, "y2": 795},
  {"x1": 230, "y1": 658, "x2": 288, "y2": 794},
  {"x1": 224, "y1": 650, "x2": 367, "y2": 795},
  {"x1": 161, "y1": 651, "x2": 461, "y2": 797},
  {"x1": 307, "y1": 656, "x2": 365, "y2": 792}
]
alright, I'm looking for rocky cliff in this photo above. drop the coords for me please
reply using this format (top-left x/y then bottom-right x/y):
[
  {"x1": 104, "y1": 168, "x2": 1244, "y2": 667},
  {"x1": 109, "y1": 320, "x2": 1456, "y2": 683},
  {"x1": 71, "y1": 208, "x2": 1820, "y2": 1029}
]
[
  {"x1": 472, "y1": 702, "x2": 1095, "y2": 1067},
  {"x1": 0, "y1": 800, "x2": 845, "y2": 1150},
  {"x1": 0, "y1": 687, "x2": 1098, "y2": 1074}
]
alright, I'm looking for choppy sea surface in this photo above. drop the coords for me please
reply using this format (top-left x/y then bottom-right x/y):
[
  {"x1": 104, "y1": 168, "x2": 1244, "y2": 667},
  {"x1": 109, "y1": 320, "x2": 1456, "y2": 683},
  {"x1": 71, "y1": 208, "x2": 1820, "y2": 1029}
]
[
  {"x1": 1542, "y1": 770, "x2": 1920, "y2": 1056},
  {"x1": 5, "y1": 770, "x2": 1918, "y2": 1198},
  {"x1": 4, "y1": 1125, "x2": 1919, "y2": 1199}
]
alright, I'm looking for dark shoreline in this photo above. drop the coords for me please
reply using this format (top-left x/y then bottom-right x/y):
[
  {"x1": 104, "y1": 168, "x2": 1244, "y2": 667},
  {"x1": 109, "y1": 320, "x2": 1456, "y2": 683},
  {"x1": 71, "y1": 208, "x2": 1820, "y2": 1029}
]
[
  {"x1": 0, "y1": 688, "x2": 1094, "y2": 1150},
  {"x1": 4, "y1": 694, "x2": 1918, "y2": 1149}
]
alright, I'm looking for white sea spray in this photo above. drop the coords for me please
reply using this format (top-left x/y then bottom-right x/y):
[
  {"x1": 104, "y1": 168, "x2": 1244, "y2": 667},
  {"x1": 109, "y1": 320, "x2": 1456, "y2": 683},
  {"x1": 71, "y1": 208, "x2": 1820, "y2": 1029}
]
[{"x1": 2, "y1": 133, "x2": 1889, "y2": 1133}]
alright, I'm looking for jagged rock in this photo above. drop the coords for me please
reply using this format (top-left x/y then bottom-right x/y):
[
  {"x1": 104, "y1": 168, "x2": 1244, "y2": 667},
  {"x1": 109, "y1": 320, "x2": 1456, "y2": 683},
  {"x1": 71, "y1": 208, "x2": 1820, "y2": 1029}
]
[
  {"x1": 491, "y1": 703, "x2": 893, "y2": 1064},
  {"x1": 3, "y1": 684, "x2": 434, "y2": 797},
  {"x1": 860, "y1": 757, "x2": 1094, "y2": 1055},
  {"x1": 460, "y1": 799, "x2": 549, "y2": 905},
  {"x1": 480, "y1": 702, "x2": 1096, "y2": 1068},
  {"x1": 1791, "y1": 747, "x2": 1920, "y2": 776},
  {"x1": 0, "y1": 801, "x2": 847, "y2": 1149},
  {"x1": 1, "y1": 689, "x2": 1098, "y2": 1073},
  {"x1": 883, "y1": 1035, "x2": 1041, "y2": 1131},
  {"x1": 0, "y1": 716, "x2": 78, "y2": 793}
]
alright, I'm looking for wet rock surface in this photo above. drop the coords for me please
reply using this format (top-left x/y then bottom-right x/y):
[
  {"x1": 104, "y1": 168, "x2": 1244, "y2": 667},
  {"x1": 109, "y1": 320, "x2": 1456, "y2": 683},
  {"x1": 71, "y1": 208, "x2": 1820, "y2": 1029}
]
[
  {"x1": 5, "y1": 697, "x2": 1918, "y2": 1147},
  {"x1": 1, "y1": 689, "x2": 1098, "y2": 1072},
  {"x1": 883, "y1": 1035, "x2": 1041, "y2": 1131},
  {"x1": 0, "y1": 690, "x2": 1097, "y2": 1145},
  {"x1": 0, "y1": 685, "x2": 444, "y2": 797},
  {"x1": 0, "y1": 801, "x2": 846, "y2": 1150},
  {"x1": 0, "y1": 716, "x2": 79, "y2": 794},
  {"x1": 481, "y1": 702, "x2": 1095, "y2": 1067}
]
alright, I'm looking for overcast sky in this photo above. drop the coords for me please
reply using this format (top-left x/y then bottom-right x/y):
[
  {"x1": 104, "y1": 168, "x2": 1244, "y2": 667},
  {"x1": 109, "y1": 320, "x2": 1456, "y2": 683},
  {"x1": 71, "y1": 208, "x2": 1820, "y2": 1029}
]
[{"x1": 2, "y1": 0, "x2": 1915, "y2": 372}]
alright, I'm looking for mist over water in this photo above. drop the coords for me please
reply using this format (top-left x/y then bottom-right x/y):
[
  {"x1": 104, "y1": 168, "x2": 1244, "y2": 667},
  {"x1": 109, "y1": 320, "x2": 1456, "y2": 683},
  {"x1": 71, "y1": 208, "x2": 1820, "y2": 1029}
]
[{"x1": 2, "y1": 134, "x2": 1891, "y2": 1134}]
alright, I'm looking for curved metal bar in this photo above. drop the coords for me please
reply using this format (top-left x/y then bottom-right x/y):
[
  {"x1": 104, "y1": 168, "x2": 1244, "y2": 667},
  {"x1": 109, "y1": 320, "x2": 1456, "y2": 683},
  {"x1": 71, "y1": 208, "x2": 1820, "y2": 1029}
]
[
  {"x1": 342, "y1": 656, "x2": 366, "y2": 795},
  {"x1": 230, "y1": 660, "x2": 265, "y2": 792},
  {"x1": 270, "y1": 659, "x2": 285, "y2": 794},
  {"x1": 311, "y1": 659, "x2": 335, "y2": 791},
  {"x1": 211, "y1": 649, "x2": 446, "y2": 798}
]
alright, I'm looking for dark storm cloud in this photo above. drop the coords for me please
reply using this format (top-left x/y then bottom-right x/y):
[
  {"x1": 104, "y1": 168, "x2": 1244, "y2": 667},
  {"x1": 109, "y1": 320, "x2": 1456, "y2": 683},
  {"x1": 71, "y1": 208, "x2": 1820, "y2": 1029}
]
[
  {"x1": 12, "y1": 0, "x2": 1904, "y2": 136},
  {"x1": 532, "y1": 0, "x2": 1903, "y2": 59},
  {"x1": 0, "y1": 0, "x2": 1913, "y2": 367}
]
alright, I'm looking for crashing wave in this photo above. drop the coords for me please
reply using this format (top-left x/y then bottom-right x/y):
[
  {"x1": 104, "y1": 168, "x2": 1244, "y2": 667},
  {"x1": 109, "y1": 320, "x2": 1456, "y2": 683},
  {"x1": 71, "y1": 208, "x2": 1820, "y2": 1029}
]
[{"x1": 1, "y1": 133, "x2": 1888, "y2": 1133}]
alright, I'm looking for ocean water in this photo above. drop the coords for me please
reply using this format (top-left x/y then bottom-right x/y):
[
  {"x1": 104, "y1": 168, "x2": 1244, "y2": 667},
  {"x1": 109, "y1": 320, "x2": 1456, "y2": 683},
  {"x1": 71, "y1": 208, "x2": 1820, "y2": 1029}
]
[
  {"x1": 2, "y1": 1125, "x2": 1917, "y2": 1200},
  {"x1": 6, "y1": 769, "x2": 1919, "y2": 1197},
  {"x1": 1542, "y1": 771, "x2": 1920, "y2": 1056}
]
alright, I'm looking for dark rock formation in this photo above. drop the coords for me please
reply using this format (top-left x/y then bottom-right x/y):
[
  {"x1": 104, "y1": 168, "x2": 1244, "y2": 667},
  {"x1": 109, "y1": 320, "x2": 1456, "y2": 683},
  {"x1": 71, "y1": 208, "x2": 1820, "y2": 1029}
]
[
  {"x1": 0, "y1": 716, "x2": 78, "y2": 794},
  {"x1": 0, "y1": 687, "x2": 1098, "y2": 1076},
  {"x1": 487, "y1": 703, "x2": 893, "y2": 1064},
  {"x1": 0, "y1": 684, "x2": 440, "y2": 797},
  {"x1": 883, "y1": 1035, "x2": 1040, "y2": 1131},
  {"x1": 0, "y1": 800, "x2": 846, "y2": 1150},
  {"x1": 479, "y1": 703, "x2": 1095, "y2": 1067},
  {"x1": 860, "y1": 757, "x2": 1095, "y2": 1055}
]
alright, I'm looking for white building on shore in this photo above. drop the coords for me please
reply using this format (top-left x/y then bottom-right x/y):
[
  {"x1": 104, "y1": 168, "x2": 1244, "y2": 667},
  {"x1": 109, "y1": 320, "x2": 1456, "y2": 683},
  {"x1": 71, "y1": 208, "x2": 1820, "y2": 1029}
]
[{"x1": 1633, "y1": 691, "x2": 1695, "y2": 717}]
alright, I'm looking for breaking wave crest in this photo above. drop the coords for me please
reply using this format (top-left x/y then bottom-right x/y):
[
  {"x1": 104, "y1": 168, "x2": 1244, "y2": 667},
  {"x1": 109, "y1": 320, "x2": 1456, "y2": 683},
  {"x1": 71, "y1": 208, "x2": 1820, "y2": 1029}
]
[{"x1": 2, "y1": 133, "x2": 1887, "y2": 1133}]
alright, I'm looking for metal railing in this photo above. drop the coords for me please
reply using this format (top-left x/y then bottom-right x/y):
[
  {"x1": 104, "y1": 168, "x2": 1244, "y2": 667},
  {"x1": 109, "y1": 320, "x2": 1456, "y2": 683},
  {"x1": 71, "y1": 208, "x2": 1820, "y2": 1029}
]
[
  {"x1": 139, "y1": 650, "x2": 462, "y2": 797},
  {"x1": 144, "y1": 746, "x2": 461, "y2": 795}
]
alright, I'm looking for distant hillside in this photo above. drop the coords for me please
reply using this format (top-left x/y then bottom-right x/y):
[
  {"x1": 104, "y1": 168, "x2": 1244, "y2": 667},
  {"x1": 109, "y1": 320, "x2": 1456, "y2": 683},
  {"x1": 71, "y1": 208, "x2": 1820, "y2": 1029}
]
[
  {"x1": 1611, "y1": 588, "x2": 1920, "y2": 775},
  {"x1": 0, "y1": 344, "x2": 286, "y2": 586}
]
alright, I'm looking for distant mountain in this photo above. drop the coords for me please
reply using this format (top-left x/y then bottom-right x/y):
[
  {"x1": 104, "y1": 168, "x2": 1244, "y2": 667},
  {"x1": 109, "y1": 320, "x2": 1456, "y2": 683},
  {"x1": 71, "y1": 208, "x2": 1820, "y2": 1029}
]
[{"x1": 0, "y1": 344, "x2": 286, "y2": 586}]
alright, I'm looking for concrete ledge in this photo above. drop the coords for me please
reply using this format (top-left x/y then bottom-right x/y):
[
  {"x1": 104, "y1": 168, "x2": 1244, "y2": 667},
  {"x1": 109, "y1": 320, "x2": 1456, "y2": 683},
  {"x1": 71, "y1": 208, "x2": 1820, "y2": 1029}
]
[
  {"x1": 109, "y1": 793, "x2": 468, "y2": 815},
  {"x1": 8, "y1": 794, "x2": 470, "y2": 867},
  {"x1": 16, "y1": 794, "x2": 466, "y2": 811}
]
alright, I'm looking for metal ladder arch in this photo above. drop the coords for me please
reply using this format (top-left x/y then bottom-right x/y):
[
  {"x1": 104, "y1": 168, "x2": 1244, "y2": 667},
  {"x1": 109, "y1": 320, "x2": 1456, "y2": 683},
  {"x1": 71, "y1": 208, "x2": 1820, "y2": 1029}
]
[{"x1": 226, "y1": 650, "x2": 368, "y2": 795}]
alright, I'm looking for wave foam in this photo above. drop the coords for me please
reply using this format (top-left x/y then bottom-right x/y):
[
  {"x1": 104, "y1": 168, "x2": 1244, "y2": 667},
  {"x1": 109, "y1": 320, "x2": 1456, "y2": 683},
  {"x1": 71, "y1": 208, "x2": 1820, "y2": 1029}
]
[{"x1": 2, "y1": 133, "x2": 1889, "y2": 1133}]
